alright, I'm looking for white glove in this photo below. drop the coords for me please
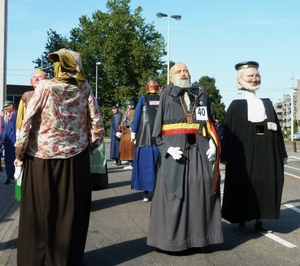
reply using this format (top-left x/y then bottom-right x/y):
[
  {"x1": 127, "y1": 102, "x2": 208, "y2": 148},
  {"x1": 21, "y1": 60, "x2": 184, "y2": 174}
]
[
  {"x1": 206, "y1": 139, "x2": 216, "y2": 161},
  {"x1": 131, "y1": 132, "x2": 136, "y2": 142},
  {"x1": 115, "y1": 132, "x2": 122, "y2": 138},
  {"x1": 167, "y1": 147, "x2": 183, "y2": 160}
]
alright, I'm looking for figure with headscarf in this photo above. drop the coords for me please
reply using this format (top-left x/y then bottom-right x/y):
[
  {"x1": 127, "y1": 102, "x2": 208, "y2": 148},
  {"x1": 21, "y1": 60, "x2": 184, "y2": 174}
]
[
  {"x1": 130, "y1": 77, "x2": 160, "y2": 202},
  {"x1": 15, "y1": 48, "x2": 105, "y2": 266}
]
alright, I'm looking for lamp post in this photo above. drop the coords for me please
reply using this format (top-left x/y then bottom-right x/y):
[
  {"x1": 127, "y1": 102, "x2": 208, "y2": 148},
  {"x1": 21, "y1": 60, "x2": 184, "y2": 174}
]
[
  {"x1": 291, "y1": 73, "x2": 296, "y2": 143},
  {"x1": 0, "y1": 0, "x2": 8, "y2": 110},
  {"x1": 156, "y1": 13, "x2": 181, "y2": 84},
  {"x1": 95, "y1": 62, "x2": 101, "y2": 99}
]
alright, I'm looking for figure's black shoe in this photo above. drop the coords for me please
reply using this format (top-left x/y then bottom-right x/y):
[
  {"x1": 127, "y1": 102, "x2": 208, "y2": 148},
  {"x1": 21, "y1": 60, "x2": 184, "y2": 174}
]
[
  {"x1": 236, "y1": 222, "x2": 246, "y2": 235},
  {"x1": 254, "y1": 222, "x2": 273, "y2": 233},
  {"x1": 4, "y1": 179, "x2": 11, "y2": 185}
]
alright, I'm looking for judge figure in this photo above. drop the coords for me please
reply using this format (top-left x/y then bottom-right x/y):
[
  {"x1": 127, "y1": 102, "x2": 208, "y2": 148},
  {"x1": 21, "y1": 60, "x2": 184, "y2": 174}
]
[{"x1": 221, "y1": 61, "x2": 287, "y2": 234}]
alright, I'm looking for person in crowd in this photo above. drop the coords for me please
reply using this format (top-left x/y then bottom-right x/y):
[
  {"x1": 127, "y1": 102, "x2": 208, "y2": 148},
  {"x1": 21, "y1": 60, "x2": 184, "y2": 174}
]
[
  {"x1": 90, "y1": 141, "x2": 108, "y2": 190},
  {"x1": 15, "y1": 69, "x2": 48, "y2": 201},
  {"x1": 214, "y1": 119, "x2": 224, "y2": 145},
  {"x1": 109, "y1": 105, "x2": 122, "y2": 165},
  {"x1": 3, "y1": 101, "x2": 17, "y2": 185},
  {"x1": 16, "y1": 69, "x2": 48, "y2": 131},
  {"x1": 15, "y1": 48, "x2": 105, "y2": 266},
  {"x1": 118, "y1": 100, "x2": 135, "y2": 170},
  {"x1": 221, "y1": 61, "x2": 287, "y2": 234},
  {"x1": 0, "y1": 109, "x2": 5, "y2": 172},
  {"x1": 147, "y1": 62, "x2": 223, "y2": 252},
  {"x1": 130, "y1": 77, "x2": 160, "y2": 202}
]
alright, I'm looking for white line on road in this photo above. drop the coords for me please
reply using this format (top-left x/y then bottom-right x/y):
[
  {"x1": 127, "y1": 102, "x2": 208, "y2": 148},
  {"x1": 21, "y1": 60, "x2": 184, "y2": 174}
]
[
  {"x1": 284, "y1": 204, "x2": 300, "y2": 214},
  {"x1": 288, "y1": 156, "x2": 300, "y2": 160},
  {"x1": 285, "y1": 165, "x2": 300, "y2": 171},
  {"x1": 261, "y1": 233, "x2": 297, "y2": 248},
  {"x1": 284, "y1": 171, "x2": 300, "y2": 179}
]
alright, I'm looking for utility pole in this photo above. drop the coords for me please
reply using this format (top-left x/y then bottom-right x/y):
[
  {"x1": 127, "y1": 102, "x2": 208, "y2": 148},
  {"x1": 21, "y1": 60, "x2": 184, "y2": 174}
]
[
  {"x1": 291, "y1": 72, "x2": 294, "y2": 139},
  {"x1": 0, "y1": 0, "x2": 8, "y2": 110}
]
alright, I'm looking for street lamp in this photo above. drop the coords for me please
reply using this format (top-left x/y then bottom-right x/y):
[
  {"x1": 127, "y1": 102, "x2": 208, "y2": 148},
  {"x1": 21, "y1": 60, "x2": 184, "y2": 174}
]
[
  {"x1": 95, "y1": 62, "x2": 101, "y2": 99},
  {"x1": 290, "y1": 73, "x2": 296, "y2": 142},
  {"x1": 156, "y1": 12, "x2": 181, "y2": 84}
]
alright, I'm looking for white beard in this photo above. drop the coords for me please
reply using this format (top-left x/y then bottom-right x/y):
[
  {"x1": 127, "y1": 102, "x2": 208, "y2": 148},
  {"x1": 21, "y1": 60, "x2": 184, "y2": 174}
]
[
  {"x1": 237, "y1": 79, "x2": 260, "y2": 92},
  {"x1": 173, "y1": 76, "x2": 191, "y2": 88}
]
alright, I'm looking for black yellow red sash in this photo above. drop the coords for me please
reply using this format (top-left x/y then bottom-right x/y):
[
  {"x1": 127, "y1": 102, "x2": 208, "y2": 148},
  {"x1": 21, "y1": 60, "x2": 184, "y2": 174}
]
[{"x1": 162, "y1": 123, "x2": 199, "y2": 135}]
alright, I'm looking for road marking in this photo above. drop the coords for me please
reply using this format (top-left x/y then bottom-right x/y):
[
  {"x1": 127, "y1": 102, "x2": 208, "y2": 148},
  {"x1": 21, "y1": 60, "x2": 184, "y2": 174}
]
[
  {"x1": 284, "y1": 172, "x2": 300, "y2": 179},
  {"x1": 261, "y1": 233, "x2": 297, "y2": 248},
  {"x1": 284, "y1": 204, "x2": 300, "y2": 214},
  {"x1": 288, "y1": 156, "x2": 300, "y2": 161},
  {"x1": 285, "y1": 165, "x2": 300, "y2": 171}
]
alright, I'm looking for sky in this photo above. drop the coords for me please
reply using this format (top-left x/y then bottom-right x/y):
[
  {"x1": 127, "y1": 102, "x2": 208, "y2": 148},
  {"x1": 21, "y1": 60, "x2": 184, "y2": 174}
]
[{"x1": 6, "y1": 0, "x2": 300, "y2": 109}]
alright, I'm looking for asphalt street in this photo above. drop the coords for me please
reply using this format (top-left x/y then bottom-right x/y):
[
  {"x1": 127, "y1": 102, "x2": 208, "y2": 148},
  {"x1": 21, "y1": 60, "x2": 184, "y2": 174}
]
[{"x1": 0, "y1": 141, "x2": 300, "y2": 266}]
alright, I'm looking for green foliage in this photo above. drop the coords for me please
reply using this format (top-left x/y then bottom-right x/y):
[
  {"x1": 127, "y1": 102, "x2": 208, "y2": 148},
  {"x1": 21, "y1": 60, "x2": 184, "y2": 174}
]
[
  {"x1": 33, "y1": 0, "x2": 166, "y2": 132},
  {"x1": 294, "y1": 119, "x2": 298, "y2": 134},
  {"x1": 194, "y1": 76, "x2": 226, "y2": 124},
  {"x1": 32, "y1": 0, "x2": 227, "y2": 132},
  {"x1": 32, "y1": 29, "x2": 69, "y2": 78}
]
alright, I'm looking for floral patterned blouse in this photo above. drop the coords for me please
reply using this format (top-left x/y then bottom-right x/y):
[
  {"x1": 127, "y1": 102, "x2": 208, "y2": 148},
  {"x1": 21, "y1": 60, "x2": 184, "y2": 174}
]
[{"x1": 15, "y1": 79, "x2": 105, "y2": 160}]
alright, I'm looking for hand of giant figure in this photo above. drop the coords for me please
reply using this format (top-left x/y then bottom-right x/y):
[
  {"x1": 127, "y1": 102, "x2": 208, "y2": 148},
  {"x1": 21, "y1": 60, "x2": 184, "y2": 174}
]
[
  {"x1": 131, "y1": 132, "x2": 136, "y2": 144},
  {"x1": 206, "y1": 139, "x2": 216, "y2": 161},
  {"x1": 167, "y1": 147, "x2": 183, "y2": 160}
]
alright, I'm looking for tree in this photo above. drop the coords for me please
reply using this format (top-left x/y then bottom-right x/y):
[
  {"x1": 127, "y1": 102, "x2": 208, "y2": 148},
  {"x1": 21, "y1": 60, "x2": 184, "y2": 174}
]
[
  {"x1": 32, "y1": 29, "x2": 69, "y2": 78},
  {"x1": 194, "y1": 76, "x2": 226, "y2": 124},
  {"x1": 67, "y1": 0, "x2": 166, "y2": 127},
  {"x1": 34, "y1": 0, "x2": 166, "y2": 131}
]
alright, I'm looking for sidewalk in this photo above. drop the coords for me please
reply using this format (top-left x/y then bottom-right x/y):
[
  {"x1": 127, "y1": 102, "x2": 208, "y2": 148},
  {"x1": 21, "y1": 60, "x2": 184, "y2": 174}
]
[
  {"x1": 0, "y1": 160, "x2": 19, "y2": 266},
  {"x1": 0, "y1": 142, "x2": 299, "y2": 265}
]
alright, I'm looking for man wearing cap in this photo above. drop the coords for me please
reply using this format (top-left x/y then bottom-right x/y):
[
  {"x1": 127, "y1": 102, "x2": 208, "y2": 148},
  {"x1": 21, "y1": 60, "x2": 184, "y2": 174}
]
[
  {"x1": 130, "y1": 77, "x2": 160, "y2": 202},
  {"x1": 221, "y1": 61, "x2": 287, "y2": 234},
  {"x1": 3, "y1": 100, "x2": 17, "y2": 184},
  {"x1": 119, "y1": 100, "x2": 135, "y2": 169},
  {"x1": 109, "y1": 105, "x2": 122, "y2": 165}
]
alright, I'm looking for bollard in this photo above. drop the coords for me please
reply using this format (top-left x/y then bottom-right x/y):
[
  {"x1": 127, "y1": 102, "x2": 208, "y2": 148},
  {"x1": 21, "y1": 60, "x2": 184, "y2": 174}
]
[{"x1": 293, "y1": 141, "x2": 297, "y2": 152}]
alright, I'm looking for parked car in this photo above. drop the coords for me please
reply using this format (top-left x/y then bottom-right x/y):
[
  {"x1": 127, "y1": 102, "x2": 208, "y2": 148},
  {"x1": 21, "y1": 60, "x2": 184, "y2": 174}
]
[{"x1": 288, "y1": 132, "x2": 300, "y2": 140}]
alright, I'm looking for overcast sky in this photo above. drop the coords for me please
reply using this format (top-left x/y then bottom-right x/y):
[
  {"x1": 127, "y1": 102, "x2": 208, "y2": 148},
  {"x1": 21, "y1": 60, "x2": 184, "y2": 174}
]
[{"x1": 6, "y1": 0, "x2": 300, "y2": 109}]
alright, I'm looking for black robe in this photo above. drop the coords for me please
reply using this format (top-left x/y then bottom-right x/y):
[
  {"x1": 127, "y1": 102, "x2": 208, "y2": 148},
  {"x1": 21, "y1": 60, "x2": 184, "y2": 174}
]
[
  {"x1": 147, "y1": 85, "x2": 223, "y2": 251},
  {"x1": 221, "y1": 99, "x2": 287, "y2": 223}
]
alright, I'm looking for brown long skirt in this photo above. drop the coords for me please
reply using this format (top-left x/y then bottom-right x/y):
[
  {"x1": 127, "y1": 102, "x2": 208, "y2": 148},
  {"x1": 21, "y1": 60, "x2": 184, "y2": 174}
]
[
  {"x1": 17, "y1": 148, "x2": 91, "y2": 266},
  {"x1": 119, "y1": 129, "x2": 134, "y2": 161}
]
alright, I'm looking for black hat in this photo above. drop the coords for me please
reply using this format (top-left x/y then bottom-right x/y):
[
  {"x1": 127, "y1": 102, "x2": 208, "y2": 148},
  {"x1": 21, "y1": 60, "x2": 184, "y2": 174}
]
[
  {"x1": 112, "y1": 105, "x2": 119, "y2": 109},
  {"x1": 235, "y1": 61, "x2": 259, "y2": 70}
]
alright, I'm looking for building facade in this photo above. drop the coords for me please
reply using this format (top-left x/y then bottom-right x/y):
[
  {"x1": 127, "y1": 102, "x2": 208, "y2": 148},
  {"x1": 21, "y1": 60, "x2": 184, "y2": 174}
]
[
  {"x1": 5, "y1": 84, "x2": 32, "y2": 109},
  {"x1": 274, "y1": 79, "x2": 300, "y2": 133}
]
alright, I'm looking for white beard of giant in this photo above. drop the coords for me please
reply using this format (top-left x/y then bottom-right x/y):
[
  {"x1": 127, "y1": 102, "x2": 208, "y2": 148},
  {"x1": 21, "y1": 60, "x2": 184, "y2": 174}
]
[
  {"x1": 237, "y1": 79, "x2": 260, "y2": 92},
  {"x1": 173, "y1": 76, "x2": 191, "y2": 88}
]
